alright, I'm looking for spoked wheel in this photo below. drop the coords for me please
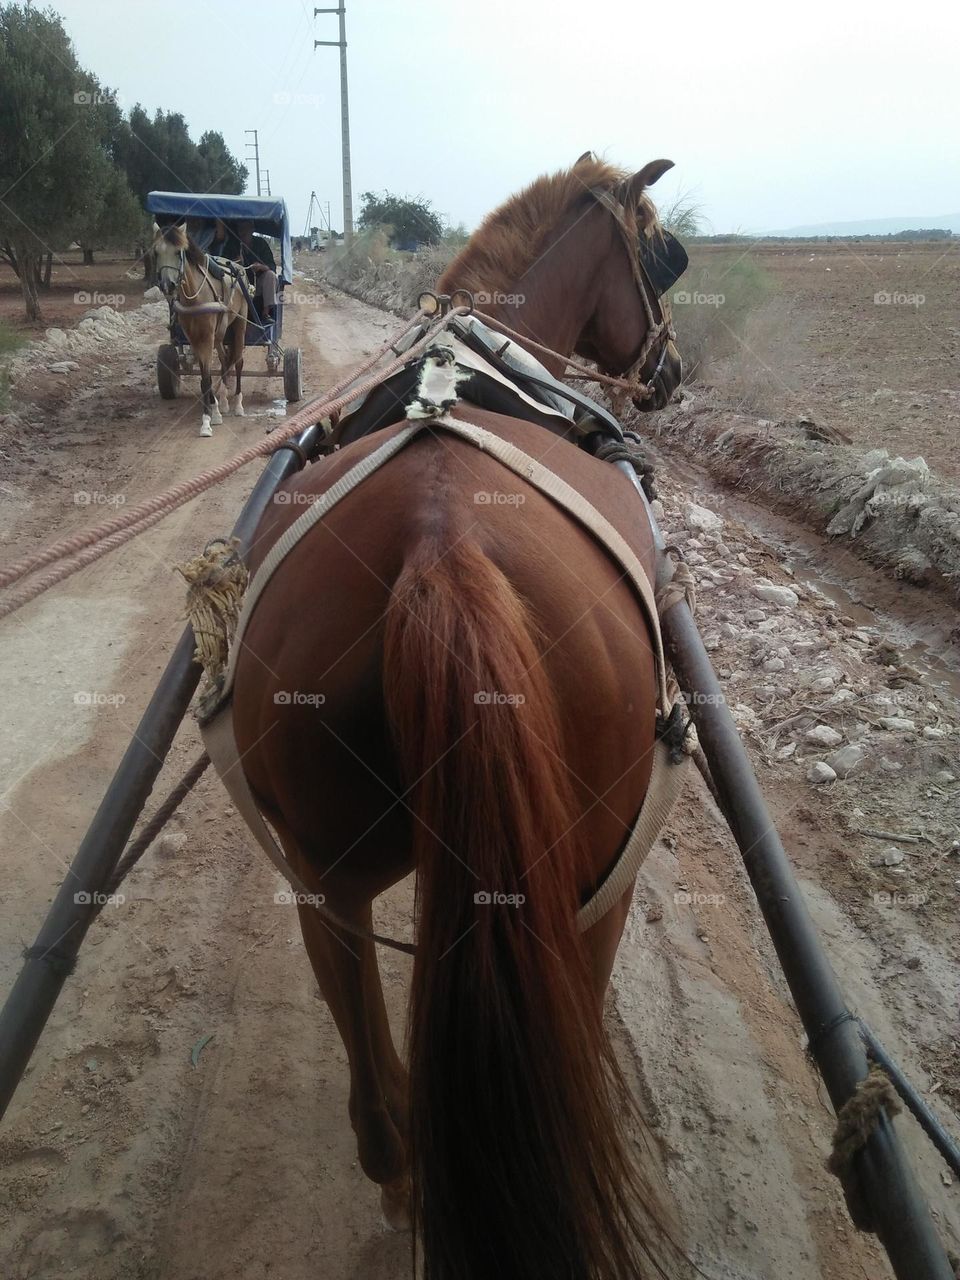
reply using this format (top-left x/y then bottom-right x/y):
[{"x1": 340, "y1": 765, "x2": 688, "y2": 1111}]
[
  {"x1": 283, "y1": 347, "x2": 303, "y2": 402},
  {"x1": 157, "y1": 344, "x2": 181, "y2": 399}
]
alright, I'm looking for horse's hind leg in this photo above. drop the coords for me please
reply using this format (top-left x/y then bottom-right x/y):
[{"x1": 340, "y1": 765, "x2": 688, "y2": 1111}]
[
  {"x1": 231, "y1": 355, "x2": 245, "y2": 417},
  {"x1": 295, "y1": 892, "x2": 411, "y2": 1227},
  {"x1": 227, "y1": 321, "x2": 245, "y2": 416}
]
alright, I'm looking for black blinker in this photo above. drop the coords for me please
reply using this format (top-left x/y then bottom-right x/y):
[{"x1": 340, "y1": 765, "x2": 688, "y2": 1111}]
[{"x1": 637, "y1": 231, "x2": 688, "y2": 296}]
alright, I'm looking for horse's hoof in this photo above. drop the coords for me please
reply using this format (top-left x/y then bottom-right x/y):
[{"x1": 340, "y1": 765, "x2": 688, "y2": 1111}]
[
  {"x1": 380, "y1": 1178, "x2": 412, "y2": 1233},
  {"x1": 232, "y1": 396, "x2": 245, "y2": 417},
  {"x1": 210, "y1": 410, "x2": 223, "y2": 426},
  {"x1": 199, "y1": 420, "x2": 213, "y2": 438}
]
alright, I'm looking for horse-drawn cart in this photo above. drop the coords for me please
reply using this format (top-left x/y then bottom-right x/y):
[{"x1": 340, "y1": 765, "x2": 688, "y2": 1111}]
[{"x1": 146, "y1": 191, "x2": 303, "y2": 404}]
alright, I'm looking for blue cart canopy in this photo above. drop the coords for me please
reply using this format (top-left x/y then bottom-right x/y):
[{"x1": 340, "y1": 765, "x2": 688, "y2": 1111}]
[{"x1": 146, "y1": 191, "x2": 293, "y2": 284}]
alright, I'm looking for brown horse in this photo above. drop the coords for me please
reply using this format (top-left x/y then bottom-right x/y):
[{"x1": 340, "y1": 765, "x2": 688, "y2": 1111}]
[
  {"x1": 231, "y1": 155, "x2": 684, "y2": 1277},
  {"x1": 152, "y1": 222, "x2": 248, "y2": 437}
]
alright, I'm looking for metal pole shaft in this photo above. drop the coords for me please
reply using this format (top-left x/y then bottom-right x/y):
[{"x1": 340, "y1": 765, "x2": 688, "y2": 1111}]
[
  {"x1": 613, "y1": 461, "x2": 953, "y2": 1280},
  {"x1": 0, "y1": 427, "x2": 323, "y2": 1121},
  {"x1": 338, "y1": 4, "x2": 353, "y2": 238}
]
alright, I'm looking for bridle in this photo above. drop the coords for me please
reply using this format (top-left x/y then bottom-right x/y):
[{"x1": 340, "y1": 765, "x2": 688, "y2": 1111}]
[
  {"x1": 155, "y1": 242, "x2": 231, "y2": 317},
  {"x1": 589, "y1": 185, "x2": 680, "y2": 406}
]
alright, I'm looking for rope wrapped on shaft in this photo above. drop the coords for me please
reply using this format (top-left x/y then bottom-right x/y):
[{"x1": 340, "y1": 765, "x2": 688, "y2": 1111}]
[
  {"x1": 827, "y1": 1063, "x2": 902, "y2": 1232},
  {"x1": 176, "y1": 538, "x2": 248, "y2": 714}
]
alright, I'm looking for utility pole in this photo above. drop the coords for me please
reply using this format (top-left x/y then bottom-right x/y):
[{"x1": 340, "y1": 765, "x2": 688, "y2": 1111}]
[
  {"x1": 244, "y1": 129, "x2": 262, "y2": 196},
  {"x1": 314, "y1": 4, "x2": 353, "y2": 238},
  {"x1": 262, "y1": 170, "x2": 271, "y2": 197}
]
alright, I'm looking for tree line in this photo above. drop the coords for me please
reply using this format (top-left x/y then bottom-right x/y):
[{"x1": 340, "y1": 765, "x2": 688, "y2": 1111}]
[{"x1": 0, "y1": 4, "x2": 247, "y2": 320}]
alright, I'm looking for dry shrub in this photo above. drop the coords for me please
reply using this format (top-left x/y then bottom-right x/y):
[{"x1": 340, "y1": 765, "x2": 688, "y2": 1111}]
[
  {"x1": 670, "y1": 250, "x2": 810, "y2": 417},
  {"x1": 320, "y1": 232, "x2": 456, "y2": 315},
  {"x1": 705, "y1": 296, "x2": 812, "y2": 418}
]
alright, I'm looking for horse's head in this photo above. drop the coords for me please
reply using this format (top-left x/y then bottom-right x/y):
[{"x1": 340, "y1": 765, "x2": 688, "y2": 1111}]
[
  {"x1": 152, "y1": 221, "x2": 190, "y2": 298},
  {"x1": 573, "y1": 156, "x2": 685, "y2": 411}
]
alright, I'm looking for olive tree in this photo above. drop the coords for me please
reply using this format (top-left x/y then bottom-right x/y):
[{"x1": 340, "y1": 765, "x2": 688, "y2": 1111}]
[{"x1": 0, "y1": 4, "x2": 121, "y2": 320}]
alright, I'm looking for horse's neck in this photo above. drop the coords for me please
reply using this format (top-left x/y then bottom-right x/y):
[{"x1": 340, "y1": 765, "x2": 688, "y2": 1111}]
[
  {"x1": 181, "y1": 257, "x2": 208, "y2": 297},
  {"x1": 481, "y1": 209, "x2": 606, "y2": 376}
]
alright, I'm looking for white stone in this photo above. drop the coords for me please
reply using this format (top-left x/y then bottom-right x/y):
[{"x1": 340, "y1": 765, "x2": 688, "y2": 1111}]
[
  {"x1": 753, "y1": 583, "x2": 799, "y2": 608},
  {"x1": 808, "y1": 762, "x2": 837, "y2": 784},
  {"x1": 880, "y1": 716, "x2": 916, "y2": 732},
  {"x1": 827, "y1": 744, "x2": 866, "y2": 778},
  {"x1": 48, "y1": 360, "x2": 80, "y2": 373},
  {"x1": 776, "y1": 742, "x2": 797, "y2": 760},
  {"x1": 683, "y1": 501, "x2": 724, "y2": 534},
  {"x1": 922, "y1": 726, "x2": 949, "y2": 740},
  {"x1": 806, "y1": 724, "x2": 843, "y2": 748},
  {"x1": 143, "y1": 285, "x2": 164, "y2": 302},
  {"x1": 763, "y1": 657, "x2": 786, "y2": 673}
]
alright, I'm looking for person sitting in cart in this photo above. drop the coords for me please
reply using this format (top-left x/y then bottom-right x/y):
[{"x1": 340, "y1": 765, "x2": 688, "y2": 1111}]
[
  {"x1": 236, "y1": 220, "x2": 278, "y2": 326},
  {"x1": 209, "y1": 218, "x2": 241, "y2": 262},
  {"x1": 183, "y1": 217, "x2": 240, "y2": 263}
]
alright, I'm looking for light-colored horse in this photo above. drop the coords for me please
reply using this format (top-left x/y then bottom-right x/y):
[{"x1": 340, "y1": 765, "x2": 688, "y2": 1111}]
[{"x1": 152, "y1": 222, "x2": 248, "y2": 437}]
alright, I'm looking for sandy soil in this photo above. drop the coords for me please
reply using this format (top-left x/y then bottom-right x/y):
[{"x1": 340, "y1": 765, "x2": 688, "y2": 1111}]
[
  {"x1": 0, "y1": 279, "x2": 958, "y2": 1280},
  {"x1": 684, "y1": 241, "x2": 960, "y2": 484}
]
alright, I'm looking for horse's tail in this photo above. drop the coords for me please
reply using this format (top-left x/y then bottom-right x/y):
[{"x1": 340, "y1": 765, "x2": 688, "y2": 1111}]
[{"x1": 383, "y1": 535, "x2": 671, "y2": 1279}]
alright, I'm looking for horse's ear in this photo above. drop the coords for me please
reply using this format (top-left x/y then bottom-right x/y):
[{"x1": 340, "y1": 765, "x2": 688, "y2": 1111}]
[
  {"x1": 624, "y1": 159, "x2": 674, "y2": 201},
  {"x1": 574, "y1": 150, "x2": 594, "y2": 166}
]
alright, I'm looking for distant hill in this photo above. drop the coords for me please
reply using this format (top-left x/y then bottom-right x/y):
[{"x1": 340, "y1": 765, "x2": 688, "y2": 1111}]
[{"x1": 759, "y1": 213, "x2": 960, "y2": 237}]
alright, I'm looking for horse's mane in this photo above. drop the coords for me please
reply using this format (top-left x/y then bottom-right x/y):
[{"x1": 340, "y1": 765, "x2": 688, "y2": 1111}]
[
  {"x1": 438, "y1": 156, "x2": 661, "y2": 297},
  {"x1": 158, "y1": 222, "x2": 206, "y2": 269}
]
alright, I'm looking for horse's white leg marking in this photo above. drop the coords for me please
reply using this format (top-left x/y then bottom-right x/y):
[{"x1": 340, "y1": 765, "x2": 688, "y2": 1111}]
[
  {"x1": 231, "y1": 392, "x2": 245, "y2": 417},
  {"x1": 199, "y1": 414, "x2": 213, "y2": 438}
]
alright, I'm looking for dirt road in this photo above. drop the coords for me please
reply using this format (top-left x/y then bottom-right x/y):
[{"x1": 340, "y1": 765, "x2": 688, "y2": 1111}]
[{"x1": 1, "y1": 280, "x2": 957, "y2": 1279}]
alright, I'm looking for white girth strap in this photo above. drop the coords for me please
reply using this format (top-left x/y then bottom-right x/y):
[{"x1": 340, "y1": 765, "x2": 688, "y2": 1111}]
[{"x1": 201, "y1": 416, "x2": 690, "y2": 938}]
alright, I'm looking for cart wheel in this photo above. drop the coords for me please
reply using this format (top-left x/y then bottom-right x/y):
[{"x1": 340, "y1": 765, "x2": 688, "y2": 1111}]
[
  {"x1": 157, "y1": 344, "x2": 181, "y2": 399},
  {"x1": 283, "y1": 347, "x2": 303, "y2": 402}
]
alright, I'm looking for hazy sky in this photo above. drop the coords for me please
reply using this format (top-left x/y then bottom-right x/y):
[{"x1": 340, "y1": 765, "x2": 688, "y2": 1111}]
[{"x1": 53, "y1": 0, "x2": 960, "y2": 234}]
